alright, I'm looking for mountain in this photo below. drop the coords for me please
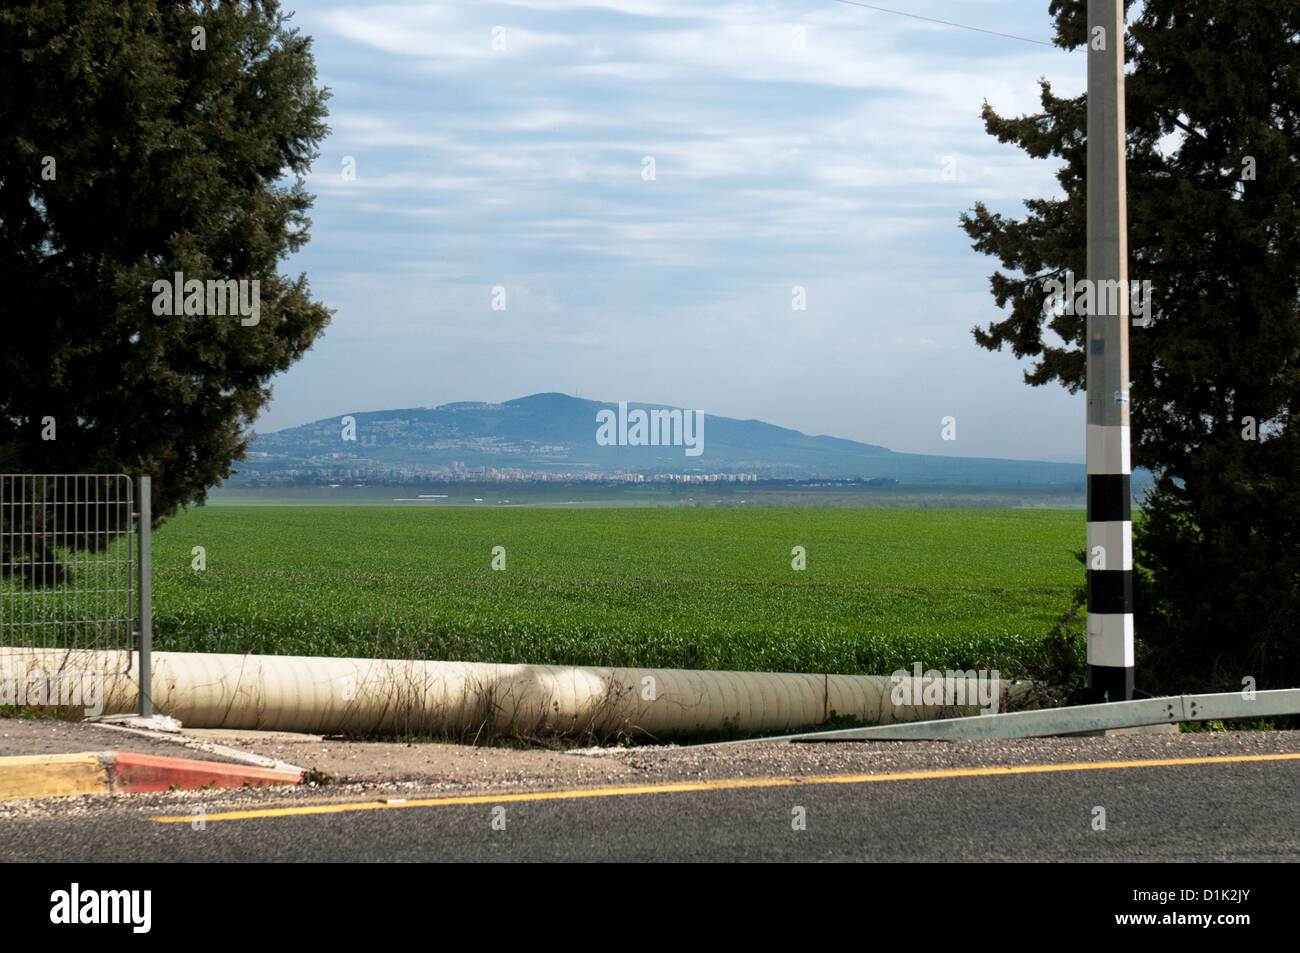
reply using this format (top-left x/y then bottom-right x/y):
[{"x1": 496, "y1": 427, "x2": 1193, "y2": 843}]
[{"x1": 235, "y1": 392, "x2": 1090, "y2": 486}]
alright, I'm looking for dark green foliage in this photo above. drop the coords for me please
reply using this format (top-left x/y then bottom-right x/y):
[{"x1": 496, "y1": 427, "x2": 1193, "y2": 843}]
[
  {"x1": 960, "y1": 1, "x2": 1299, "y2": 690},
  {"x1": 0, "y1": 1, "x2": 333, "y2": 524}
]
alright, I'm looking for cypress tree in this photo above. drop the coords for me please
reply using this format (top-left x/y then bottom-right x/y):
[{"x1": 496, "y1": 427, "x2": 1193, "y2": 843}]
[
  {"x1": 960, "y1": 0, "x2": 1299, "y2": 690},
  {"x1": 0, "y1": 1, "x2": 333, "y2": 524}
]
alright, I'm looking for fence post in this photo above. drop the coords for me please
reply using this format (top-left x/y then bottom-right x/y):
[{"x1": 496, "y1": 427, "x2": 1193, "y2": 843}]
[{"x1": 137, "y1": 474, "x2": 152, "y2": 717}]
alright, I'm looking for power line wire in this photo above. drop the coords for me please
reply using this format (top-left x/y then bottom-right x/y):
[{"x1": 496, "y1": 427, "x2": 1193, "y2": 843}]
[{"x1": 830, "y1": 0, "x2": 1057, "y2": 48}]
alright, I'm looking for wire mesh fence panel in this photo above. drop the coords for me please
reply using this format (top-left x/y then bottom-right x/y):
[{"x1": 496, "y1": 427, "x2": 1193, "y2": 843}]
[{"x1": 0, "y1": 474, "x2": 137, "y2": 674}]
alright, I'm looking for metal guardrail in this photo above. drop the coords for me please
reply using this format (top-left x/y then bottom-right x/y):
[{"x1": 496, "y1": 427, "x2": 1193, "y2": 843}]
[
  {"x1": 0, "y1": 474, "x2": 151, "y2": 714},
  {"x1": 779, "y1": 689, "x2": 1300, "y2": 742}
]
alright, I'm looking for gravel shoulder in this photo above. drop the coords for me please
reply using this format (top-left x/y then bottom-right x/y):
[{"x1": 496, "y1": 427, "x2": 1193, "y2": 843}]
[
  {"x1": 189, "y1": 725, "x2": 1300, "y2": 787},
  {"x1": 2, "y1": 721, "x2": 1295, "y2": 822}
]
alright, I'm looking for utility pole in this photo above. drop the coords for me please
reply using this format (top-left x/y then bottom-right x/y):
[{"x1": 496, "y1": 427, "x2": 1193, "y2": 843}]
[{"x1": 1085, "y1": 0, "x2": 1135, "y2": 701}]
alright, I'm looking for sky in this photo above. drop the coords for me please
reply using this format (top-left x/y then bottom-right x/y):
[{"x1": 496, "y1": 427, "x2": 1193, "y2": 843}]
[{"x1": 259, "y1": 0, "x2": 1091, "y2": 462}]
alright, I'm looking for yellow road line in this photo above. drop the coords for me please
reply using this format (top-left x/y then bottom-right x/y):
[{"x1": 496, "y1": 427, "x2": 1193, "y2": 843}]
[{"x1": 150, "y1": 751, "x2": 1300, "y2": 824}]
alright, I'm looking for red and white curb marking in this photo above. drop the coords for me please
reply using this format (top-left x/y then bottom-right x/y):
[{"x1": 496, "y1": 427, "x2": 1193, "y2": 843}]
[{"x1": 0, "y1": 750, "x2": 302, "y2": 801}]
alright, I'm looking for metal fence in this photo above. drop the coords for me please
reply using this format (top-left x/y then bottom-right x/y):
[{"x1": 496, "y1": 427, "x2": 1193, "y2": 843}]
[{"x1": 0, "y1": 474, "x2": 151, "y2": 713}]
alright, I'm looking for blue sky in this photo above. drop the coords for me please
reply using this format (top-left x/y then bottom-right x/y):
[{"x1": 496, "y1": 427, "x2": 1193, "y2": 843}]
[{"x1": 262, "y1": 0, "x2": 1089, "y2": 462}]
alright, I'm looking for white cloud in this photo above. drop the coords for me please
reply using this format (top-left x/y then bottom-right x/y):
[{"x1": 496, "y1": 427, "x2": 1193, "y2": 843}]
[{"x1": 261, "y1": 1, "x2": 1089, "y2": 458}]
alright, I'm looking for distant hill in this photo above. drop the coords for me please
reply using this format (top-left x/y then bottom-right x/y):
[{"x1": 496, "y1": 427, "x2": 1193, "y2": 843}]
[{"x1": 235, "y1": 392, "x2": 1094, "y2": 486}]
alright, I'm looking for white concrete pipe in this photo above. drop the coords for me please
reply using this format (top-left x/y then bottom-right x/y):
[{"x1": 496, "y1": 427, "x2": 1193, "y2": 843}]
[{"x1": 0, "y1": 647, "x2": 1029, "y2": 739}]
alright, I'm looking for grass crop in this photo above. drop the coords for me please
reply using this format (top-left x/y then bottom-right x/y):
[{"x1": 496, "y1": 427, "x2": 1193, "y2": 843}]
[{"x1": 148, "y1": 506, "x2": 1085, "y2": 677}]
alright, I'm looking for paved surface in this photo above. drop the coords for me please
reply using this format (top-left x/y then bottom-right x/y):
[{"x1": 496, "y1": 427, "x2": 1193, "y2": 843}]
[
  {"x1": 1, "y1": 727, "x2": 1296, "y2": 861},
  {"x1": 0, "y1": 718, "x2": 251, "y2": 765}
]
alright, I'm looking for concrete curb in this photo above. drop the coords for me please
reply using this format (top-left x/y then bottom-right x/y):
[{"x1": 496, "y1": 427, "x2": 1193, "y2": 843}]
[
  {"x1": 87, "y1": 718, "x2": 307, "y2": 776},
  {"x1": 0, "y1": 750, "x2": 302, "y2": 802}
]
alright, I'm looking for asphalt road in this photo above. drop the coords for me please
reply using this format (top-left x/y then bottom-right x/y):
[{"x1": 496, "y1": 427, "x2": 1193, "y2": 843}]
[{"x1": 3, "y1": 742, "x2": 1297, "y2": 862}]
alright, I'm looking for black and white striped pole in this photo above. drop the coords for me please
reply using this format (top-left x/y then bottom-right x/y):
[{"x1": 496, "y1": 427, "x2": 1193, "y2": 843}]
[{"x1": 1085, "y1": 0, "x2": 1135, "y2": 702}]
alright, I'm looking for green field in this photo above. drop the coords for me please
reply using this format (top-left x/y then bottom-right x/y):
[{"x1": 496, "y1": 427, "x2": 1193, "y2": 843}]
[{"x1": 149, "y1": 506, "x2": 1087, "y2": 678}]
